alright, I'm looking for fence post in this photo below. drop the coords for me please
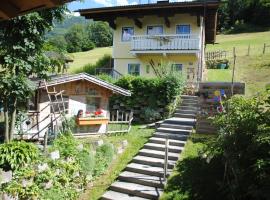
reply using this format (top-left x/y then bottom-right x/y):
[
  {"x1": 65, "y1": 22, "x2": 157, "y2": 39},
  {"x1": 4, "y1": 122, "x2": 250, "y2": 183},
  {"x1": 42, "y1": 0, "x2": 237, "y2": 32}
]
[
  {"x1": 231, "y1": 47, "x2": 237, "y2": 96},
  {"x1": 247, "y1": 44, "x2": 250, "y2": 56},
  {"x1": 263, "y1": 43, "x2": 266, "y2": 54}
]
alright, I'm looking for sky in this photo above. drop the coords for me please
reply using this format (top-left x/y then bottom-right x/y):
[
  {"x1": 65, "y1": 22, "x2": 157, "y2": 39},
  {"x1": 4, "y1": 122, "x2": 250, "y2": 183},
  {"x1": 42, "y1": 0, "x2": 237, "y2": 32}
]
[{"x1": 67, "y1": 0, "x2": 194, "y2": 12}]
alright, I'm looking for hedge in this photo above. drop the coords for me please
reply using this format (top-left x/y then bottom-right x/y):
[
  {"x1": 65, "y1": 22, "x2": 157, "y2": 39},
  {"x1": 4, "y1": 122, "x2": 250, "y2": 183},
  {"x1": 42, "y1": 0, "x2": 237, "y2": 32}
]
[{"x1": 110, "y1": 74, "x2": 185, "y2": 122}]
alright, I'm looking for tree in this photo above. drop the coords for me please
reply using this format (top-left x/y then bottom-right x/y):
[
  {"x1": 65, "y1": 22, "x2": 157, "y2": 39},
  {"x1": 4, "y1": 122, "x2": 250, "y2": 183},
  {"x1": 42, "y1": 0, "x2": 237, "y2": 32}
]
[
  {"x1": 64, "y1": 24, "x2": 95, "y2": 53},
  {"x1": 46, "y1": 35, "x2": 68, "y2": 52},
  {"x1": 218, "y1": 0, "x2": 270, "y2": 31},
  {"x1": 86, "y1": 21, "x2": 113, "y2": 47},
  {"x1": 0, "y1": 7, "x2": 66, "y2": 142},
  {"x1": 64, "y1": 24, "x2": 85, "y2": 53}
]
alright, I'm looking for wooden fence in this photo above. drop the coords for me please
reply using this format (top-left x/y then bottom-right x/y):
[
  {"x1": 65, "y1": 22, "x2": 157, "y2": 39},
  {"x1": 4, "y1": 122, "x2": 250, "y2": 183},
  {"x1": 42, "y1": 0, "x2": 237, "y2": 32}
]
[
  {"x1": 205, "y1": 50, "x2": 227, "y2": 60},
  {"x1": 196, "y1": 82, "x2": 245, "y2": 134}
]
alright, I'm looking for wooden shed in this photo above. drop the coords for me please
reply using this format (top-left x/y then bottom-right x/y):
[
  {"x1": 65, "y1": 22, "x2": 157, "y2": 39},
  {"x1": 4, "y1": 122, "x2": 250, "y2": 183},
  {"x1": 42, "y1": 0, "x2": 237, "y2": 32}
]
[{"x1": 17, "y1": 73, "x2": 131, "y2": 140}]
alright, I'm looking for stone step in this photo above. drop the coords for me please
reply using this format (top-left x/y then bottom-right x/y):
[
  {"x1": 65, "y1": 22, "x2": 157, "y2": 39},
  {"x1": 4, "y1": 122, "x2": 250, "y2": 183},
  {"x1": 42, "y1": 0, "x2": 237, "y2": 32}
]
[
  {"x1": 144, "y1": 142, "x2": 184, "y2": 153},
  {"x1": 164, "y1": 117, "x2": 196, "y2": 126},
  {"x1": 182, "y1": 99, "x2": 199, "y2": 104},
  {"x1": 181, "y1": 95, "x2": 198, "y2": 99},
  {"x1": 177, "y1": 105, "x2": 198, "y2": 111},
  {"x1": 110, "y1": 181, "x2": 163, "y2": 200},
  {"x1": 156, "y1": 127, "x2": 192, "y2": 135},
  {"x1": 181, "y1": 102, "x2": 199, "y2": 107},
  {"x1": 173, "y1": 113, "x2": 197, "y2": 119},
  {"x1": 118, "y1": 171, "x2": 165, "y2": 188},
  {"x1": 139, "y1": 148, "x2": 180, "y2": 161},
  {"x1": 125, "y1": 163, "x2": 171, "y2": 177},
  {"x1": 133, "y1": 155, "x2": 176, "y2": 169},
  {"x1": 153, "y1": 132, "x2": 189, "y2": 141},
  {"x1": 102, "y1": 190, "x2": 148, "y2": 200},
  {"x1": 175, "y1": 109, "x2": 198, "y2": 115},
  {"x1": 149, "y1": 137, "x2": 186, "y2": 147},
  {"x1": 160, "y1": 123, "x2": 193, "y2": 130}
]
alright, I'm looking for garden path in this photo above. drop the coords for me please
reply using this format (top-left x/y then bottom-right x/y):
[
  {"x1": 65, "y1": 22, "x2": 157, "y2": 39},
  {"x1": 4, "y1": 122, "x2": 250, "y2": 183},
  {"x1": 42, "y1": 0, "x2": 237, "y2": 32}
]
[{"x1": 101, "y1": 95, "x2": 199, "y2": 200}]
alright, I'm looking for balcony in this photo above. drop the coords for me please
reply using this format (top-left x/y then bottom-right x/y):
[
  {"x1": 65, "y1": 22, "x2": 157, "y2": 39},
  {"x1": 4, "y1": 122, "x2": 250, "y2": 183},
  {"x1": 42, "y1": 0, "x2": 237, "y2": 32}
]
[{"x1": 131, "y1": 34, "x2": 200, "y2": 54}]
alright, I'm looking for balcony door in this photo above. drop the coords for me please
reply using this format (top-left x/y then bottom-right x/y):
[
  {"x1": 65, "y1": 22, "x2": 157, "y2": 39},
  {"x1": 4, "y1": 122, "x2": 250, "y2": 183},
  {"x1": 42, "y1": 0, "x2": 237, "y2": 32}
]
[
  {"x1": 176, "y1": 25, "x2": 191, "y2": 38},
  {"x1": 147, "y1": 25, "x2": 163, "y2": 35}
]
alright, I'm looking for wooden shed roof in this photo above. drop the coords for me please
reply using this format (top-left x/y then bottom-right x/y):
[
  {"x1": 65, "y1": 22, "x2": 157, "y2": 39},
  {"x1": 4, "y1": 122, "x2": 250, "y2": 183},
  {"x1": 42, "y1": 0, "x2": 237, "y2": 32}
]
[
  {"x1": 36, "y1": 73, "x2": 131, "y2": 96},
  {"x1": 0, "y1": 0, "x2": 72, "y2": 20},
  {"x1": 78, "y1": 0, "x2": 220, "y2": 44}
]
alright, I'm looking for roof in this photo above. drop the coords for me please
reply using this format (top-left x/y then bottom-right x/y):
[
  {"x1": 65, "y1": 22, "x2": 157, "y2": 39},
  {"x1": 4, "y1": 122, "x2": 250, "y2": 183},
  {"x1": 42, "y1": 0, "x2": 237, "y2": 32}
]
[
  {"x1": 78, "y1": 0, "x2": 220, "y2": 44},
  {"x1": 0, "y1": 0, "x2": 73, "y2": 20},
  {"x1": 36, "y1": 73, "x2": 131, "y2": 96}
]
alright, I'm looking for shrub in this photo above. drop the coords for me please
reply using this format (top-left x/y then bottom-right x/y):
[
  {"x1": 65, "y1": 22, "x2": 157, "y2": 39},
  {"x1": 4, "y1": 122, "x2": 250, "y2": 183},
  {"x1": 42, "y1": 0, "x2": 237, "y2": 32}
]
[
  {"x1": 77, "y1": 150, "x2": 95, "y2": 175},
  {"x1": 52, "y1": 133, "x2": 79, "y2": 158},
  {"x1": 94, "y1": 143, "x2": 114, "y2": 176},
  {"x1": 110, "y1": 74, "x2": 185, "y2": 122},
  {"x1": 144, "y1": 108, "x2": 161, "y2": 123},
  {"x1": 206, "y1": 59, "x2": 229, "y2": 69},
  {"x1": 163, "y1": 92, "x2": 270, "y2": 200},
  {"x1": 0, "y1": 141, "x2": 39, "y2": 170}
]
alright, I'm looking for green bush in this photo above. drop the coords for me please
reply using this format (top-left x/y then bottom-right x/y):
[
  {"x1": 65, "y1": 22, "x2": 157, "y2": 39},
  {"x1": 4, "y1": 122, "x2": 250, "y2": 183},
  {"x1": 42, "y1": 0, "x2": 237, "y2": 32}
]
[
  {"x1": 206, "y1": 59, "x2": 229, "y2": 69},
  {"x1": 163, "y1": 92, "x2": 270, "y2": 200},
  {"x1": 52, "y1": 133, "x2": 79, "y2": 158},
  {"x1": 77, "y1": 150, "x2": 95, "y2": 175},
  {"x1": 110, "y1": 74, "x2": 185, "y2": 122},
  {"x1": 94, "y1": 143, "x2": 114, "y2": 176},
  {"x1": 97, "y1": 73, "x2": 116, "y2": 83},
  {"x1": 75, "y1": 54, "x2": 111, "y2": 75},
  {"x1": 0, "y1": 141, "x2": 39, "y2": 170}
]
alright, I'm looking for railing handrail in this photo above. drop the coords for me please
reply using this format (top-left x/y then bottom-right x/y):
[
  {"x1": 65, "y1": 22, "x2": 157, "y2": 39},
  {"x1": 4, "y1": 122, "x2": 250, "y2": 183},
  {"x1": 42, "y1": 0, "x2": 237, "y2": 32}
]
[{"x1": 132, "y1": 34, "x2": 199, "y2": 38}]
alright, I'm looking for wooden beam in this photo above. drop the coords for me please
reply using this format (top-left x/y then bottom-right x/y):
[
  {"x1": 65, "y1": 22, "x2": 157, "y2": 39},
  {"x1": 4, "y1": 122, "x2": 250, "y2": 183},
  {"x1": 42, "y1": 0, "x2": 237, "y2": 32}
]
[
  {"x1": 108, "y1": 20, "x2": 116, "y2": 30},
  {"x1": 197, "y1": 14, "x2": 201, "y2": 27},
  {"x1": 164, "y1": 17, "x2": 170, "y2": 28},
  {"x1": 133, "y1": 18, "x2": 142, "y2": 29},
  {"x1": 0, "y1": 2, "x2": 19, "y2": 19}
]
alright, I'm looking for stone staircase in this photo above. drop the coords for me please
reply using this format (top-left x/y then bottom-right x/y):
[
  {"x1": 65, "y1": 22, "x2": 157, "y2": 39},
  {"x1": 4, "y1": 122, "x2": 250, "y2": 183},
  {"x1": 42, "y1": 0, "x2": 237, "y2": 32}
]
[{"x1": 101, "y1": 95, "x2": 198, "y2": 200}]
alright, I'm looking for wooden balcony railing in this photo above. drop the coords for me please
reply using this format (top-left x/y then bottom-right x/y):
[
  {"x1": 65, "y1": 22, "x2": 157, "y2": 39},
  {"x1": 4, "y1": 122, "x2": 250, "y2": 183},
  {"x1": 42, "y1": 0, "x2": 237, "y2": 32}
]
[{"x1": 131, "y1": 34, "x2": 200, "y2": 51}]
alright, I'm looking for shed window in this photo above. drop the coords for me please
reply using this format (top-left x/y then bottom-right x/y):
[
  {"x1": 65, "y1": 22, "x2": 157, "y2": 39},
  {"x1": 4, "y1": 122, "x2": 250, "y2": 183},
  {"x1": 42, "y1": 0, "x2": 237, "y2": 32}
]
[
  {"x1": 176, "y1": 25, "x2": 191, "y2": 36},
  {"x1": 122, "y1": 27, "x2": 134, "y2": 41},
  {"x1": 128, "y1": 64, "x2": 140, "y2": 76},
  {"x1": 86, "y1": 97, "x2": 101, "y2": 112},
  {"x1": 147, "y1": 26, "x2": 163, "y2": 35}
]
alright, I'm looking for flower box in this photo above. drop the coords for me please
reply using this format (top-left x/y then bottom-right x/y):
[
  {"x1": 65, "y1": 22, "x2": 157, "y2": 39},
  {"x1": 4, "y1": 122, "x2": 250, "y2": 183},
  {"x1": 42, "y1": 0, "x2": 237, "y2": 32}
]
[{"x1": 76, "y1": 117, "x2": 109, "y2": 126}]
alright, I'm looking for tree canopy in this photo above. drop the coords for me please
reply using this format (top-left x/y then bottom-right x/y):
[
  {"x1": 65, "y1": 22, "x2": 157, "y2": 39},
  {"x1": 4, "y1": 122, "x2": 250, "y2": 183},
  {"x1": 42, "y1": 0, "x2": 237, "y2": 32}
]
[{"x1": 0, "y1": 7, "x2": 66, "y2": 142}]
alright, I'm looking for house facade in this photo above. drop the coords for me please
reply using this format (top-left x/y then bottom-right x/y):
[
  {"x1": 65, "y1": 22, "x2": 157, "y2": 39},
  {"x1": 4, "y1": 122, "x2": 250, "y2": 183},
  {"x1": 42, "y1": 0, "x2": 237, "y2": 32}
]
[{"x1": 79, "y1": 0, "x2": 220, "y2": 83}]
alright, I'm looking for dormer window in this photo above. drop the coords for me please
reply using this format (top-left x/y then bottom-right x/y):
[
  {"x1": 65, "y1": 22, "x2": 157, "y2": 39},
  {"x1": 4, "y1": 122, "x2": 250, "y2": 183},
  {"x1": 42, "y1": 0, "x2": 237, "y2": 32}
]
[
  {"x1": 122, "y1": 27, "x2": 134, "y2": 41},
  {"x1": 147, "y1": 25, "x2": 163, "y2": 35}
]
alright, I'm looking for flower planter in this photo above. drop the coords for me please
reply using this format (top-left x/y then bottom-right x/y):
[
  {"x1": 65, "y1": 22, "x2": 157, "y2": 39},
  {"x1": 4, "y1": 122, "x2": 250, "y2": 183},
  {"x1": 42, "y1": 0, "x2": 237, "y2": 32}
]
[{"x1": 76, "y1": 117, "x2": 109, "y2": 126}]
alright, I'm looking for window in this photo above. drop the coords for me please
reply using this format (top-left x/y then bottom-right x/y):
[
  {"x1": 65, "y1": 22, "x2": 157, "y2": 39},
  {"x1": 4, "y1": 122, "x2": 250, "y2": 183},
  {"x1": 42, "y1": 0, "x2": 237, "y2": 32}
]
[
  {"x1": 122, "y1": 27, "x2": 134, "y2": 41},
  {"x1": 176, "y1": 25, "x2": 191, "y2": 36},
  {"x1": 147, "y1": 25, "x2": 163, "y2": 35},
  {"x1": 171, "y1": 64, "x2": 183, "y2": 72},
  {"x1": 128, "y1": 64, "x2": 140, "y2": 76},
  {"x1": 146, "y1": 65, "x2": 150, "y2": 74},
  {"x1": 86, "y1": 97, "x2": 101, "y2": 112},
  {"x1": 51, "y1": 95, "x2": 69, "y2": 114}
]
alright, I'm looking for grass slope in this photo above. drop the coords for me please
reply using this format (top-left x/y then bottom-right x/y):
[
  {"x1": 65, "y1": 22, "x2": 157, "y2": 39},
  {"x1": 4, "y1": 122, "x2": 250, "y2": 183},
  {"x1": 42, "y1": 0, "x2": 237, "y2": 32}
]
[
  {"x1": 68, "y1": 47, "x2": 112, "y2": 73},
  {"x1": 206, "y1": 31, "x2": 270, "y2": 96}
]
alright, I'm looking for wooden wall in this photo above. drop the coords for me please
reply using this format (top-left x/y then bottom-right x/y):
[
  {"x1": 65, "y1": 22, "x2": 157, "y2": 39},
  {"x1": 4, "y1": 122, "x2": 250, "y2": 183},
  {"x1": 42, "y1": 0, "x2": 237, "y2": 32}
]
[{"x1": 196, "y1": 82, "x2": 245, "y2": 134}]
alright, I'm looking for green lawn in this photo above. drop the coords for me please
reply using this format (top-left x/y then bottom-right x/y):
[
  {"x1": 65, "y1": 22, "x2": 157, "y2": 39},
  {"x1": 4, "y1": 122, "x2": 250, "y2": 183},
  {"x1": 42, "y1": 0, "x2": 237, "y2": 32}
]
[
  {"x1": 207, "y1": 31, "x2": 270, "y2": 56},
  {"x1": 79, "y1": 125, "x2": 154, "y2": 200},
  {"x1": 68, "y1": 47, "x2": 112, "y2": 73},
  {"x1": 206, "y1": 30, "x2": 270, "y2": 96}
]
